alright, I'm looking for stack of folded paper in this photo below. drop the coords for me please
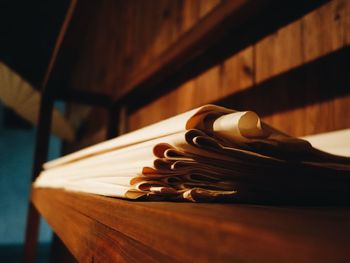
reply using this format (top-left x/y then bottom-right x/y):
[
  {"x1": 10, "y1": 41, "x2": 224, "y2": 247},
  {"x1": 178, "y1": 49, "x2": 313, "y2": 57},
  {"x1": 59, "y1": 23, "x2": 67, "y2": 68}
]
[{"x1": 34, "y1": 105, "x2": 350, "y2": 202}]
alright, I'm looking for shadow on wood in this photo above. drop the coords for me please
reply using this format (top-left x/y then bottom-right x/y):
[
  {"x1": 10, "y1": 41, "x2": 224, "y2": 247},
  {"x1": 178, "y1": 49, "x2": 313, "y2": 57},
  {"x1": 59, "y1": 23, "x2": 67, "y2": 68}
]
[{"x1": 217, "y1": 46, "x2": 350, "y2": 116}]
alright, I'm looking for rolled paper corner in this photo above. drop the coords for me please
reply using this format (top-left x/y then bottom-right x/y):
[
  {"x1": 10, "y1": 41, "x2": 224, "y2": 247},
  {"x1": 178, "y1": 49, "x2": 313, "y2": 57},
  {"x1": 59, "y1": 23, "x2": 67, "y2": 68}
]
[
  {"x1": 213, "y1": 111, "x2": 266, "y2": 142},
  {"x1": 238, "y1": 111, "x2": 266, "y2": 138}
]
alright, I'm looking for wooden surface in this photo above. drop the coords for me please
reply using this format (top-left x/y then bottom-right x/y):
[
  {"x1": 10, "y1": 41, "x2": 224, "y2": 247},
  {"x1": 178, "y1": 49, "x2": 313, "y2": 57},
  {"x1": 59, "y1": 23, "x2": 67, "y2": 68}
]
[
  {"x1": 52, "y1": 0, "x2": 350, "y2": 147},
  {"x1": 48, "y1": 0, "x2": 217, "y2": 96},
  {"x1": 47, "y1": 0, "x2": 327, "y2": 97},
  {"x1": 118, "y1": 0, "x2": 329, "y2": 111},
  {"x1": 59, "y1": 0, "x2": 326, "y2": 106},
  {"x1": 33, "y1": 188, "x2": 350, "y2": 263},
  {"x1": 128, "y1": 0, "x2": 350, "y2": 138}
]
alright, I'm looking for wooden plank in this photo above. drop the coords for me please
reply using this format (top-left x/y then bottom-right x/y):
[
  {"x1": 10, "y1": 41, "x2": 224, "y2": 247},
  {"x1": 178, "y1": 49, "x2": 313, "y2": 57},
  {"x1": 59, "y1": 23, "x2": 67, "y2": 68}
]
[
  {"x1": 128, "y1": 47, "x2": 254, "y2": 131},
  {"x1": 254, "y1": 18, "x2": 305, "y2": 135},
  {"x1": 253, "y1": 0, "x2": 350, "y2": 137},
  {"x1": 255, "y1": 20, "x2": 303, "y2": 84},
  {"x1": 300, "y1": 0, "x2": 350, "y2": 136},
  {"x1": 221, "y1": 47, "x2": 254, "y2": 96},
  {"x1": 33, "y1": 188, "x2": 350, "y2": 263},
  {"x1": 301, "y1": 0, "x2": 346, "y2": 63},
  {"x1": 191, "y1": 0, "x2": 223, "y2": 108},
  {"x1": 127, "y1": 0, "x2": 226, "y2": 131},
  {"x1": 217, "y1": 46, "x2": 350, "y2": 137}
]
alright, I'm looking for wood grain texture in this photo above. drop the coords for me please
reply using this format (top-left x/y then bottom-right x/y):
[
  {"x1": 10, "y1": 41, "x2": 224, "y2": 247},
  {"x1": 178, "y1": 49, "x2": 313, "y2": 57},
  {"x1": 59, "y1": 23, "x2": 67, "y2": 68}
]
[
  {"x1": 53, "y1": 0, "x2": 337, "y2": 144},
  {"x1": 33, "y1": 190, "x2": 173, "y2": 262},
  {"x1": 33, "y1": 188, "x2": 350, "y2": 263},
  {"x1": 115, "y1": 0, "x2": 327, "y2": 112},
  {"x1": 128, "y1": 0, "x2": 350, "y2": 138},
  {"x1": 116, "y1": 0, "x2": 258, "y2": 102},
  {"x1": 54, "y1": 0, "x2": 210, "y2": 96},
  {"x1": 53, "y1": 0, "x2": 326, "y2": 100},
  {"x1": 255, "y1": 20, "x2": 303, "y2": 83},
  {"x1": 254, "y1": 0, "x2": 350, "y2": 136}
]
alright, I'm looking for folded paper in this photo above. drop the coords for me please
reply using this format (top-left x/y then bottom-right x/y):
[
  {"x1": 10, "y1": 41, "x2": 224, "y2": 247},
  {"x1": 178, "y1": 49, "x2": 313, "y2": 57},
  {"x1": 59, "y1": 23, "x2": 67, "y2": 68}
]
[{"x1": 34, "y1": 105, "x2": 350, "y2": 202}]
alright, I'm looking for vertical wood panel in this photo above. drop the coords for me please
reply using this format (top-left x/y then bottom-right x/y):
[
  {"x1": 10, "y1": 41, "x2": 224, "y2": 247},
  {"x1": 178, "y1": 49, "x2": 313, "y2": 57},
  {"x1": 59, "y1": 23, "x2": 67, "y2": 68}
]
[
  {"x1": 301, "y1": 0, "x2": 346, "y2": 62},
  {"x1": 221, "y1": 47, "x2": 254, "y2": 96},
  {"x1": 254, "y1": 20, "x2": 303, "y2": 84},
  {"x1": 194, "y1": 0, "x2": 222, "y2": 109},
  {"x1": 128, "y1": 4, "x2": 255, "y2": 131},
  {"x1": 68, "y1": 0, "x2": 223, "y2": 141},
  {"x1": 298, "y1": 0, "x2": 348, "y2": 136},
  {"x1": 254, "y1": 19, "x2": 304, "y2": 135},
  {"x1": 256, "y1": 0, "x2": 350, "y2": 136},
  {"x1": 128, "y1": 0, "x2": 224, "y2": 131}
]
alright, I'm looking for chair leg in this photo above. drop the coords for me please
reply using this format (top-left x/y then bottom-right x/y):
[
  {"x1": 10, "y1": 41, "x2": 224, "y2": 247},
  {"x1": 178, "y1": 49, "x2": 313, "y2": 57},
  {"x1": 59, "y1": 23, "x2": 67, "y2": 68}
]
[{"x1": 23, "y1": 94, "x2": 54, "y2": 263}]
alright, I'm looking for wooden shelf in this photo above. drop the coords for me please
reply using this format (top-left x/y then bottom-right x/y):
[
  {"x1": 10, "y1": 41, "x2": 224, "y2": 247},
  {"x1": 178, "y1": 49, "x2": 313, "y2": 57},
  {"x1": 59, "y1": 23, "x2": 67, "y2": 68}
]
[{"x1": 33, "y1": 188, "x2": 350, "y2": 262}]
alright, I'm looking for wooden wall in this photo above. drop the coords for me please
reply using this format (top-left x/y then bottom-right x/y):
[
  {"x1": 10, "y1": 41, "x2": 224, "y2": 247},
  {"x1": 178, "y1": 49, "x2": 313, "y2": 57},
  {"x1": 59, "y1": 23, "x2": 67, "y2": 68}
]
[
  {"x1": 66, "y1": 0, "x2": 222, "y2": 146},
  {"x1": 66, "y1": 0, "x2": 350, "y2": 146},
  {"x1": 128, "y1": 0, "x2": 350, "y2": 137},
  {"x1": 68, "y1": 0, "x2": 220, "y2": 96}
]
